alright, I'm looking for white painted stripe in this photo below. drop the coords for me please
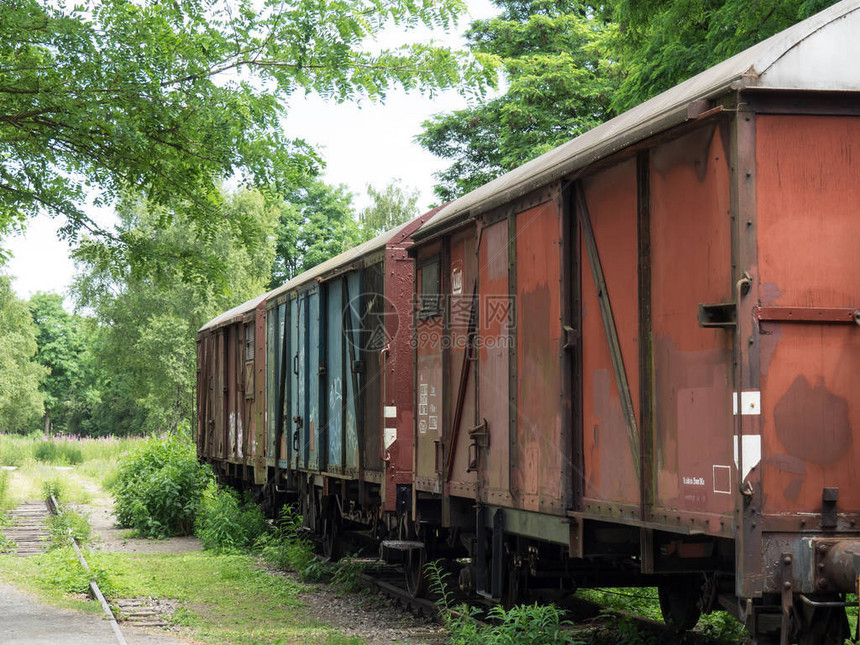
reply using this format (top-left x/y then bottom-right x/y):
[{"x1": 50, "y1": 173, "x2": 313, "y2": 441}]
[
  {"x1": 734, "y1": 435, "x2": 762, "y2": 481},
  {"x1": 384, "y1": 428, "x2": 397, "y2": 450},
  {"x1": 384, "y1": 406, "x2": 397, "y2": 419},
  {"x1": 733, "y1": 390, "x2": 761, "y2": 416}
]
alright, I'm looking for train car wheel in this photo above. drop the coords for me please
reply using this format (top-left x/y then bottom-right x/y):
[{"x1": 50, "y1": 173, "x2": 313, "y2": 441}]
[
  {"x1": 658, "y1": 577, "x2": 702, "y2": 632},
  {"x1": 322, "y1": 510, "x2": 342, "y2": 562},
  {"x1": 405, "y1": 546, "x2": 428, "y2": 598}
]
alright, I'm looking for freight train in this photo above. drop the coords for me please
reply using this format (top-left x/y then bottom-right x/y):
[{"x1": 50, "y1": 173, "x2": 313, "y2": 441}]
[{"x1": 197, "y1": 2, "x2": 860, "y2": 642}]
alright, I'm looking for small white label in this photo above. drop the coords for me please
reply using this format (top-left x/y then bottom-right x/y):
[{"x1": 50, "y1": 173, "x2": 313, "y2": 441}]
[
  {"x1": 733, "y1": 390, "x2": 761, "y2": 416},
  {"x1": 734, "y1": 435, "x2": 762, "y2": 481},
  {"x1": 384, "y1": 406, "x2": 397, "y2": 419},
  {"x1": 683, "y1": 476, "x2": 705, "y2": 486},
  {"x1": 384, "y1": 428, "x2": 397, "y2": 450},
  {"x1": 452, "y1": 264, "x2": 463, "y2": 295}
]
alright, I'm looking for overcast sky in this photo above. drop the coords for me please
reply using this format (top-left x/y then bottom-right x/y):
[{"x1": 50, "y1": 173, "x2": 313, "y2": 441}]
[{"x1": 3, "y1": 0, "x2": 499, "y2": 304}]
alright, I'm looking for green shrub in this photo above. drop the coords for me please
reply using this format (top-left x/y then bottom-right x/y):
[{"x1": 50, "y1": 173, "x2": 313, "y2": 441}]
[
  {"x1": 33, "y1": 440, "x2": 83, "y2": 465},
  {"x1": 113, "y1": 434, "x2": 211, "y2": 538},
  {"x1": 195, "y1": 483, "x2": 269, "y2": 552}
]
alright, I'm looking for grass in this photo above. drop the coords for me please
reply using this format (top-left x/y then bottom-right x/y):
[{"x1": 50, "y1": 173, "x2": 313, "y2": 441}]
[
  {"x1": 0, "y1": 432, "x2": 364, "y2": 644},
  {"x1": 579, "y1": 587, "x2": 749, "y2": 643},
  {"x1": 0, "y1": 550, "x2": 363, "y2": 644},
  {"x1": 0, "y1": 432, "x2": 138, "y2": 509}
]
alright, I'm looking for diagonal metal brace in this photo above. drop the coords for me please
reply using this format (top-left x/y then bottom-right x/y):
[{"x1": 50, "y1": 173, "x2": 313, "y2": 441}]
[{"x1": 575, "y1": 182, "x2": 641, "y2": 476}]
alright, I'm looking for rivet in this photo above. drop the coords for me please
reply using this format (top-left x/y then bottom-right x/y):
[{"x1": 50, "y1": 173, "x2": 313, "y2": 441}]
[
  {"x1": 783, "y1": 555, "x2": 792, "y2": 565},
  {"x1": 783, "y1": 581, "x2": 791, "y2": 590}
]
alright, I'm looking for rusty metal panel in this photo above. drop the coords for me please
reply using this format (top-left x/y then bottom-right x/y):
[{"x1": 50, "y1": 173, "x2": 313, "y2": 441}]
[
  {"x1": 254, "y1": 302, "x2": 267, "y2": 483},
  {"x1": 229, "y1": 324, "x2": 240, "y2": 461},
  {"x1": 241, "y1": 321, "x2": 252, "y2": 462},
  {"x1": 650, "y1": 125, "x2": 734, "y2": 521},
  {"x1": 515, "y1": 200, "x2": 564, "y2": 514},
  {"x1": 414, "y1": 242, "x2": 444, "y2": 493},
  {"x1": 446, "y1": 229, "x2": 478, "y2": 497},
  {"x1": 215, "y1": 330, "x2": 225, "y2": 460},
  {"x1": 580, "y1": 159, "x2": 641, "y2": 509},
  {"x1": 382, "y1": 245, "x2": 419, "y2": 511},
  {"x1": 478, "y1": 220, "x2": 511, "y2": 504},
  {"x1": 756, "y1": 115, "x2": 860, "y2": 516},
  {"x1": 266, "y1": 304, "x2": 277, "y2": 464}
]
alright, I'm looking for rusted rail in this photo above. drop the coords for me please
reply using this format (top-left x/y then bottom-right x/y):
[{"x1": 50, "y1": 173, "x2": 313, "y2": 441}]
[{"x1": 47, "y1": 495, "x2": 128, "y2": 645}]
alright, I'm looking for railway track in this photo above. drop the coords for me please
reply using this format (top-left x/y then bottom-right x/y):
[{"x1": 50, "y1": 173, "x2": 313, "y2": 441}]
[
  {"x1": 1, "y1": 501, "x2": 51, "y2": 556},
  {"x1": 344, "y1": 545, "x2": 732, "y2": 644}
]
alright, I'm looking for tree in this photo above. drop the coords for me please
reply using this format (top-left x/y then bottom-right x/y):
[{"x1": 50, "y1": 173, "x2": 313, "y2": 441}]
[
  {"x1": 605, "y1": 0, "x2": 841, "y2": 112},
  {"x1": 417, "y1": 0, "x2": 617, "y2": 200},
  {"x1": 270, "y1": 179, "x2": 363, "y2": 286},
  {"x1": 0, "y1": 276, "x2": 46, "y2": 433},
  {"x1": 29, "y1": 292, "x2": 94, "y2": 434},
  {"x1": 72, "y1": 188, "x2": 278, "y2": 435},
  {"x1": 0, "y1": 0, "x2": 495, "y2": 248},
  {"x1": 360, "y1": 180, "x2": 421, "y2": 238}
]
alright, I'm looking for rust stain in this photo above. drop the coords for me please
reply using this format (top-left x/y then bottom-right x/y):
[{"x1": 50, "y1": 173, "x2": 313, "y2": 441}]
[
  {"x1": 765, "y1": 453, "x2": 807, "y2": 475},
  {"x1": 760, "y1": 282, "x2": 783, "y2": 305},
  {"x1": 783, "y1": 478, "x2": 803, "y2": 503},
  {"x1": 773, "y1": 375, "x2": 851, "y2": 466}
]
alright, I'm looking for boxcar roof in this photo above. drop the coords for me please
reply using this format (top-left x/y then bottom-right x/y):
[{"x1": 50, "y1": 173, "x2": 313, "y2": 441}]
[
  {"x1": 199, "y1": 206, "x2": 442, "y2": 333},
  {"x1": 416, "y1": 0, "x2": 860, "y2": 238},
  {"x1": 265, "y1": 218, "x2": 415, "y2": 303},
  {"x1": 198, "y1": 293, "x2": 267, "y2": 333}
]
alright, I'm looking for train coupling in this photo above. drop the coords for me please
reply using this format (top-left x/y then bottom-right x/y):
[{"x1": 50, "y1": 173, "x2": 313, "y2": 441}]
[{"x1": 807, "y1": 538, "x2": 860, "y2": 593}]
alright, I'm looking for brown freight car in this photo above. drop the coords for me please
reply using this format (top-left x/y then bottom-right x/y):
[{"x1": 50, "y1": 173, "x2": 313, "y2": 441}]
[
  {"x1": 198, "y1": 209, "x2": 438, "y2": 558},
  {"x1": 405, "y1": 2, "x2": 860, "y2": 642}
]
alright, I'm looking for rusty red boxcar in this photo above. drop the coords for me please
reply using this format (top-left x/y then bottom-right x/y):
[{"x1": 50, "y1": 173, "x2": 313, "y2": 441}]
[{"x1": 405, "y1": 2, "x2": 860, "y2": 642}]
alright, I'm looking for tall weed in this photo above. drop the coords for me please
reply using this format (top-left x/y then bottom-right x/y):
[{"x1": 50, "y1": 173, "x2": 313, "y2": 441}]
[
  {"x1": 33, "y1": 440, "x2": 83, "y2": 465},
  {"x1": 195, "y1": 483, "x2": 269, "y2": 552},
  {"x1": 47, "y1": 507, "x2": 92, "y2": 548},
  {"x1": 427, "y1": 560, "x2": 582, "y2": 645},
  {"x1": 258, "y1": 505, "x2": 329, "y2": 582}
]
